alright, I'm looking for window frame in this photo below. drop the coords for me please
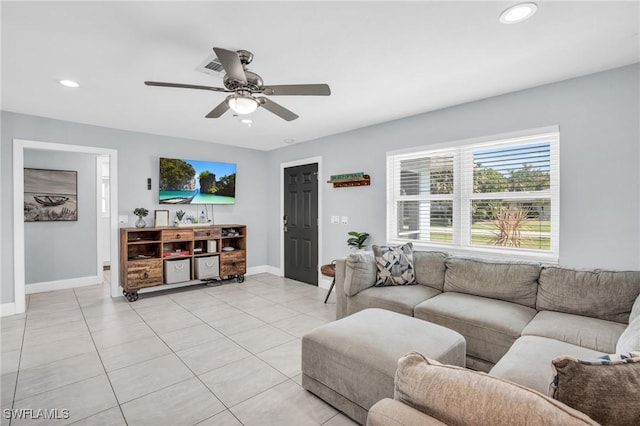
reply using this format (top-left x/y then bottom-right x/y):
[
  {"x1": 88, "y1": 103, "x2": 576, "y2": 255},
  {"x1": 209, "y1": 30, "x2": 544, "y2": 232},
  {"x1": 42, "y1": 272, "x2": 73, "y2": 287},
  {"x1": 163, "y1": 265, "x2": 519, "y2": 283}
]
[{"x1": 387, "y1": 126, "x2": 560, "y2": 263}]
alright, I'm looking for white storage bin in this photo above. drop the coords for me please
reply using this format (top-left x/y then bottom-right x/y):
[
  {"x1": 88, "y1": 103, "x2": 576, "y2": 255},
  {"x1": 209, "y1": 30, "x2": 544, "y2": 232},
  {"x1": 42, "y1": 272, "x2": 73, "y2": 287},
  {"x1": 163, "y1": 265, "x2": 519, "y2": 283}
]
[
  {"x1": 195, "y1": 256, "x2": 219, "y2": 280},
  {"x1": 207, "y1": 240, "x2": 217, "y2": 253},
  {"x1": 164, "y1": 258, "x2": 190, "y2": 284}
]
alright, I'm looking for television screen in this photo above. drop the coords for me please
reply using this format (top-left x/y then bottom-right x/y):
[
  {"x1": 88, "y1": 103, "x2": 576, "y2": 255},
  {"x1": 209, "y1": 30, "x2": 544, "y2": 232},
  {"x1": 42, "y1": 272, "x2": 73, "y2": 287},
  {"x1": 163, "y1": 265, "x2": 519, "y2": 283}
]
[{"x1": 159, "y1": 157, "x2": 236, "y2": 204}]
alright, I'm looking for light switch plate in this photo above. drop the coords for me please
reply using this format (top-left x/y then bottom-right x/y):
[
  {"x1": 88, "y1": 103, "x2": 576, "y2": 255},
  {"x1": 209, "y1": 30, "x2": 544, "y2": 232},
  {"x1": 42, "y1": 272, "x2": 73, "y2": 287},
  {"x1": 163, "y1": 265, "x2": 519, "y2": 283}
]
[
  {"x1": 119, "y1": 215, "x2": 129, "y2": 224},
  {"x1": 331, "y1": 215, "x2": 340, "y2": 224},
  {"x1": 341, "y1": 216, "x2": 348, "y2": 224}
]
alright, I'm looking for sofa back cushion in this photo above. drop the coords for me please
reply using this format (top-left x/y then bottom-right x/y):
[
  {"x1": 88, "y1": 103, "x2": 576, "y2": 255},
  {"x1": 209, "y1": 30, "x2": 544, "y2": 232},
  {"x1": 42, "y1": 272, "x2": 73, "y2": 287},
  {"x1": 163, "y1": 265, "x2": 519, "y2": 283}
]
[
  {"x1": 537, "y1": 266, "x2": 640, "y2": 323},
  {"x1": 344, "y1": 252, "x2": 377, "y2": 296},
  {"x1": 443, "y1": 257, "x2": 540, "y2": 308},
  {"x1": 413, "y1": 251, "x2": 447, "y2": 291},
  {"x1": 395, "y1": 352, "x2": 598, "y2": 425}
]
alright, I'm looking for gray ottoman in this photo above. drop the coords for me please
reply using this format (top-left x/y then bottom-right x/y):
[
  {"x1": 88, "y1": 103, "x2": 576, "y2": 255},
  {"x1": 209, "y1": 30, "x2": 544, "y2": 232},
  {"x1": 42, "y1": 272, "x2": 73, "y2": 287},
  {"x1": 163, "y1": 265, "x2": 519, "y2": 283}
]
[{"x1": 301, "y1": 308, "x2": 466, "y2": 425}]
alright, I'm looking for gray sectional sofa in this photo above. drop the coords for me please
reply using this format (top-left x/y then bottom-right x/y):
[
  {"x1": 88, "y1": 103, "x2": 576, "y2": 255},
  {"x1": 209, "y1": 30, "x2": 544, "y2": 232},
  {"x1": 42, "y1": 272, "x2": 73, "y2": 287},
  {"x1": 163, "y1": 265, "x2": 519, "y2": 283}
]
[{"x1": 335, "y1": 251, "x2": 640, "y2": 394}]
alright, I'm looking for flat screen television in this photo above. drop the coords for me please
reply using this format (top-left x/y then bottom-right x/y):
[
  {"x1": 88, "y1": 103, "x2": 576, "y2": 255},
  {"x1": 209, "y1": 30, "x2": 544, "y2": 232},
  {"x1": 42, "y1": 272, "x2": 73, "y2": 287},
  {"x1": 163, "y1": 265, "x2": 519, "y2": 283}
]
[{"x1": 159, "y1": 157, "x2": 236, "y2": 204}]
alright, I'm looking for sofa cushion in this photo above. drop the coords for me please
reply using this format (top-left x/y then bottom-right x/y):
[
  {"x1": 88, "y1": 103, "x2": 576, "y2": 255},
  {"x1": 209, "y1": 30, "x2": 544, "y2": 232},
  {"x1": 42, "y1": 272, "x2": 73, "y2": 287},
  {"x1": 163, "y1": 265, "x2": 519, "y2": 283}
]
[
  {"x1": 413, "y1": 251, "x2": 447, "y2": 291},
  {"x1": 522, "y1": 310, "x2": 626, "y2": 353},
  {"x1": 444, "y1": 257, "x2": 540, "y2": 308},
  {"x1": 350, "y1": 285, "x2": 441, "y2": 317},
  {"x1": 630, "y1": 293, "x2": 640, "y2": 323},
  {"x1": 344, "y1": 251, "x2": 377, "y2": 296},
  {"x1": 551, "y1": 353, "x2": 640, "y2": 426},
  {"x1": 617, "y1": 316, "x2": 640, "y2": 353},
  {"x1": 367, "y1": 398, "x2": 447, "y2": 426},
  {"x1": 490, "y1": 336, "x2": 605, "y2": 394},
  {"x1": 395, "y1": 352, "x2": 598, "y2": 425},
  {"x1": 414, "y1": 292, "x2": 537, "y2": 364},
  {"x1": 373, "y1": 243, "x2": 416, "y2": 286},
  {"x1": 537, "y1": 266, "x2": 640, "y2": 323}
]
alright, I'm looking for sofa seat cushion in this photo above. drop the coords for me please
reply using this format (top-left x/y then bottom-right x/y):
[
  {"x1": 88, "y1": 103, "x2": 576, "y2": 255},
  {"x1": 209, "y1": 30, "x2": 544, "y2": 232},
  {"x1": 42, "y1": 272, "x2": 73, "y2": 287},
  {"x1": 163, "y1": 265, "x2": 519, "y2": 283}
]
[
  {"x1": 414, "y1": 292, "x2": 537, "y2": 364},
  {"x1": 489, "y1": 336, "x2": 604, "y2": 394},
  {"x1": 522, "y1": 310, "x2": 626, "y2": 353},
  {"x1": 349, "y1": 285, "x2": 441, "y2": 316}
]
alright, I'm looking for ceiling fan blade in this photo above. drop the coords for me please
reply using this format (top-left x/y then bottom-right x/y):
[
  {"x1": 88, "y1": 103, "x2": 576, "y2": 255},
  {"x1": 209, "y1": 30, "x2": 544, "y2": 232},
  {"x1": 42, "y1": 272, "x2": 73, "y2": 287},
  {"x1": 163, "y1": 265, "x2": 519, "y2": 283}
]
[
  {"x1": 262, "y1": 84, "x2": 331, "y2": 96},
  {"x1": 144, "y1": 81, "x2": 229, "y2": 92},
  {"x1": 257, "y1": 97, "x2": 299, "y2": 121},
  {"x1": 205, "y1": 100, "x2": 230, "y2": 118},
  {"x1": 213, "y1": 47, "x2": 247, "y2": 83}
]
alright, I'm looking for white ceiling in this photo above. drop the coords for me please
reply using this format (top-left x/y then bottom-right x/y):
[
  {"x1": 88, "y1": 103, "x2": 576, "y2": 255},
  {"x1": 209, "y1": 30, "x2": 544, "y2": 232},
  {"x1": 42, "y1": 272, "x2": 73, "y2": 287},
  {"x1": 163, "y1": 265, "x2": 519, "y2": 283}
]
[{"x1": 2, "y1": 1, "x2": 638, "y2": 151}]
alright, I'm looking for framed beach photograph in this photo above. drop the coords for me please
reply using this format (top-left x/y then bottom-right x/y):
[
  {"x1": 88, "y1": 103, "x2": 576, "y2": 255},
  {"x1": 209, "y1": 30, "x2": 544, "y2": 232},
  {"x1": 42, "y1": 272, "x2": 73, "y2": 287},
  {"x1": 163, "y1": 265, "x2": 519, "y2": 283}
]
[
  {"x1": 24, "y1": 168, "x2": 78, "y2": 222},
  {"x1": 154, "y1": 210, "x2": 170, "y2": 227}
]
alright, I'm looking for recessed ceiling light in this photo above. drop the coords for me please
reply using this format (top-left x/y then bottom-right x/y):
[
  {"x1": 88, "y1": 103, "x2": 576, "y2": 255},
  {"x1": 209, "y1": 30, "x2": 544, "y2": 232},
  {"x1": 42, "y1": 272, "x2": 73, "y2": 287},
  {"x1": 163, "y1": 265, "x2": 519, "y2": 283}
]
[
  {"x1": 283, "y1": 139, "x2": 296, "y2": 144},
  {"x1": 500, "y1": 3, "x2": 537, "y2": 24},
  {"x1": 59, "y1": 79, "x2": 80, "y2": 88}
]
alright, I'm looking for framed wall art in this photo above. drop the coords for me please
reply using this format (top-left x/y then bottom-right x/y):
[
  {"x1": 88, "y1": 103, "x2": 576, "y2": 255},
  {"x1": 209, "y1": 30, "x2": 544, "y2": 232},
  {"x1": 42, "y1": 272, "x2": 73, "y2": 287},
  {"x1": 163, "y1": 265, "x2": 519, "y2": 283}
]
[
  {"x1": 154, "y1": 210, "x2": 170, "y2": 227},
  {"x1": 24, "y1": 168, "x2": 78, "y2": 222}
]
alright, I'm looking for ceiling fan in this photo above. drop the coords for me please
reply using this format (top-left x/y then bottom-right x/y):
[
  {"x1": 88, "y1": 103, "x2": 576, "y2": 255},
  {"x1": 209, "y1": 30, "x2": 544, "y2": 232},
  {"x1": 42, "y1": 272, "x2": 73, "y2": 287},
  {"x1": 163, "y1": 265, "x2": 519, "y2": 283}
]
[{"x1": 145, "y1": 47, "x2": 331, "y2": 121}]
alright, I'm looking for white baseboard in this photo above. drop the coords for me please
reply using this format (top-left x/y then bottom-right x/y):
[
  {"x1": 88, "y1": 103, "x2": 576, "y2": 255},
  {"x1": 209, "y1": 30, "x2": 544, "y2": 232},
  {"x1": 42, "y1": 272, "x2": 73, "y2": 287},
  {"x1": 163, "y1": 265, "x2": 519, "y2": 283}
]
[
  {"x1": 246, "y1": 265, "x2": 281, "y2": 276},
  {"x1": 319, "y1": 277, "x2": 333, "y2": 290},
  {"x1": 0, "y1": 303, "x2": 16, "y2": 317},
  {"x1": 25, "y1": 275, "x2": 102, "y2": 294}
]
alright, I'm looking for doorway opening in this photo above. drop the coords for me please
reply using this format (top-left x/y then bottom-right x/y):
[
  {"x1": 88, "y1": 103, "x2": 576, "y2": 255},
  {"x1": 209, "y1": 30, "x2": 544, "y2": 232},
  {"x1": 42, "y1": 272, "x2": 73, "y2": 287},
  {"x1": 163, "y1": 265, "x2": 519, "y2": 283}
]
[{"x1": 12, "y1": 139, "x2": 119, "y2": 314}]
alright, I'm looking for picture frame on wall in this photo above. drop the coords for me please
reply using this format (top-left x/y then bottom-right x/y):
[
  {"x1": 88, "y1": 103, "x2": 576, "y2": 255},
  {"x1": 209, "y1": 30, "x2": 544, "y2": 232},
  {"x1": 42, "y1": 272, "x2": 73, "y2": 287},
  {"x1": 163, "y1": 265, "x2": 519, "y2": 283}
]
[
  {"x1": 154, "y1": 210, "x2": 170, "y2": 227},
  {"x1": 24, "y1": 168, "x2": 78, "y2": 222}
]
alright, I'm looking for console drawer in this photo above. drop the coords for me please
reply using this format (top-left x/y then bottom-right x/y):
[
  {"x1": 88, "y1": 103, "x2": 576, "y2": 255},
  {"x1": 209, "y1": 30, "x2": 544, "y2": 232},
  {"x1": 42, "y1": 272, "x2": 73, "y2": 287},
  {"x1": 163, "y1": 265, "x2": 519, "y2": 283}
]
[
  {"x1": 194, "y1": 228, "x2": 221, "y2": 239},
  {"x1": 126, "y1": 259, "x2": 163, "y2": 289},
  {"x1": 162, "y1": 230, "x2": 194, "y2": 241}
]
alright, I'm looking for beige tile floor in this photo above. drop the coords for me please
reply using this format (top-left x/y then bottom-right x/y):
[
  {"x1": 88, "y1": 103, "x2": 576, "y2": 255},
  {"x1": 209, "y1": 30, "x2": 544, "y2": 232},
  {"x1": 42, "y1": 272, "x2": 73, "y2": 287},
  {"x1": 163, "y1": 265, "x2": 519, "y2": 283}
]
[{"x1": 1, "y1": 273, "x2": 357, "y2": 426}]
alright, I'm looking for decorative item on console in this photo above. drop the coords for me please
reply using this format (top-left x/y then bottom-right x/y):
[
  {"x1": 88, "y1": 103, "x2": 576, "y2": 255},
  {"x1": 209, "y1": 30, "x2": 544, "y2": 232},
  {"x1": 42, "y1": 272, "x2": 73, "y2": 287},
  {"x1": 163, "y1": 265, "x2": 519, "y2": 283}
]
[{"x1": 133, "y1": 207, "x2": 149, "y2": 228}]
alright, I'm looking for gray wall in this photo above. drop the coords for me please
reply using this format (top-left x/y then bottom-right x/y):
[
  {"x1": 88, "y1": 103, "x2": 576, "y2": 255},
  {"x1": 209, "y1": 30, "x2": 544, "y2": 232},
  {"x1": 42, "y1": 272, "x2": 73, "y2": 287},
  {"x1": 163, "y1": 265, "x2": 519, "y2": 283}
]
[
  {"x1": 24, "y1": 151, "x2": 97, "y2": 284},
  {"x1": 1, "y1": 113, "x2": 269, "y2": 304},
  {"x1": 267, "y1": 64, "x2": 640, "y2": 271},
  {"x1": 2, "y1": 64, "x2": 638, "y2": 306}
]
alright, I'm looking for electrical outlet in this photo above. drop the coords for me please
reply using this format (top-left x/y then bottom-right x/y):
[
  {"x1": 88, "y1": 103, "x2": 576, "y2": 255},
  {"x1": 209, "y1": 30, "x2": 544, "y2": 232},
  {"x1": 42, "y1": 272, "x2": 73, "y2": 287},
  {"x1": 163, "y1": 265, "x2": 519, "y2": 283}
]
[
  {"x1": 331, "y1": 216, "x2": 340, "y2": 224},
  {"x1": 341, "y1": 216, "x2": 348, "y2": 224}
]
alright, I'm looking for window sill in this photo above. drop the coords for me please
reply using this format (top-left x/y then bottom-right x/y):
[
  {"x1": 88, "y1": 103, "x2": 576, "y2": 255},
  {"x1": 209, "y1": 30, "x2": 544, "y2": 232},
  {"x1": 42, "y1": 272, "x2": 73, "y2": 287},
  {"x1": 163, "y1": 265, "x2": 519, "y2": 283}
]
[{"x1": 388, "y1": 239, "x2": 559, "y2": 264}]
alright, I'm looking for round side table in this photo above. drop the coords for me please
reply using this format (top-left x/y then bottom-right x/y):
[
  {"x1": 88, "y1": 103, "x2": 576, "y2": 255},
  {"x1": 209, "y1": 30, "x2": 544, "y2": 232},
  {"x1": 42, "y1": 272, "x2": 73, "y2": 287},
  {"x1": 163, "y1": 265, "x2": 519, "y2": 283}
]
[{"x1": 321, "y1": 262, "x2": 336, "y2": 304}]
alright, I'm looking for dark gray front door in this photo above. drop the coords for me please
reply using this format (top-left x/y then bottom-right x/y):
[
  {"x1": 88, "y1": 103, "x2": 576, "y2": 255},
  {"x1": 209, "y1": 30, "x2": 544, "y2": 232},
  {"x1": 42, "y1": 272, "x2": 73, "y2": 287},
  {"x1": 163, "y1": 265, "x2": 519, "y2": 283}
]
[{"x1": 284, "y1": 163, "x2": 318, "y2": 285}]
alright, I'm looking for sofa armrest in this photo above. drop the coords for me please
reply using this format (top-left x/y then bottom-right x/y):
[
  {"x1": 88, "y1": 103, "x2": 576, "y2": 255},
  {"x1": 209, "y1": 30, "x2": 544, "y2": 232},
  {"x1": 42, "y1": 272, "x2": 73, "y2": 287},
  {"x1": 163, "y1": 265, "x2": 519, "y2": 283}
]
[
  {"x1": 335, "y1": 258, "x2": 348, "y2": 320},
  {"x1": 344, "y1": 251, "x2": 377, "y2": 296},
  {"x1": 367, "y1": 398, "x2": 447, "y2": 426}
]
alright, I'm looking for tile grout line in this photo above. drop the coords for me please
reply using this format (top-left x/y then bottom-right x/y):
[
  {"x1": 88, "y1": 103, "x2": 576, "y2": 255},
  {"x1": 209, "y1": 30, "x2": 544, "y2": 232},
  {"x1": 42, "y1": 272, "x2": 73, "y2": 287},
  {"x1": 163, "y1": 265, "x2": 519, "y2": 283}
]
[
  {"x1": 10, "y1": 274, "x2": 339, "y2": 426},
  {"x1": 123, "y1": 291, "x2": 238, "y2": 424},
  {"x1": 72, "y1": 286, "x2": 130, "y2": 426},
  {"x1": 6, "y1": 294, "x2": 29, "y2": 426}
]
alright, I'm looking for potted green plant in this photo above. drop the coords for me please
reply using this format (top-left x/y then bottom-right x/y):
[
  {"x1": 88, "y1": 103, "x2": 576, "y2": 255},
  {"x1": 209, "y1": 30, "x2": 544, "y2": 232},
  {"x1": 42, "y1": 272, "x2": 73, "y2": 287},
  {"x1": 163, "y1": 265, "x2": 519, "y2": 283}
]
[
  {"x1": 133, "y1": 207, "x2": 149, "y2": 228},
  {"x1": 347, "y1": 231, "x2": 370, "y2": 250},
  {"x1": 175, "y1": 209, "x2": 186, "y2": 224}
]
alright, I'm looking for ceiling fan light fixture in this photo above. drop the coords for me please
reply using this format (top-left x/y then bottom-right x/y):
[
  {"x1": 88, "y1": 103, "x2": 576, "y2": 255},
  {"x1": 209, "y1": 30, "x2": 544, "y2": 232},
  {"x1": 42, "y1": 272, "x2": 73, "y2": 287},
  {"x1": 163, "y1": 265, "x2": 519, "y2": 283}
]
[
  {"x1": 228, "y1": 94, "x2": 258, "y2": 115},
  {"x1": 500, "y1": 3, "x2": 537, "y2": 24},
  {"x1": 59, "y1": 79, "x2": 80, "y2": 88}
]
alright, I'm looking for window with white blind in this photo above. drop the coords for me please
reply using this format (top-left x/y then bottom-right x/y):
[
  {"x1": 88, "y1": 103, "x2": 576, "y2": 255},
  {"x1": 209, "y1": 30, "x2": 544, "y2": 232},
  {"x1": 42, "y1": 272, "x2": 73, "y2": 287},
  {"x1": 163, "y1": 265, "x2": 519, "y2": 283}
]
[{"x1": 387, "y1": 128, "x2": 559, "y2": 261}]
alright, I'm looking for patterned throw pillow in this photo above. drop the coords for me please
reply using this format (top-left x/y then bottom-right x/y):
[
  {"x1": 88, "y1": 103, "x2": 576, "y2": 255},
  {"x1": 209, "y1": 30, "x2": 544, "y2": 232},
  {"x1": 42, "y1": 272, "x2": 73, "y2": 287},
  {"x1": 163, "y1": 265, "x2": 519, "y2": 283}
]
[
  {"x1": 550, "y1": 352, "x2": 640, "y2": 426},
  {"x1": 372, "y1": 243, "x2": 416, "y2": 286}
]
